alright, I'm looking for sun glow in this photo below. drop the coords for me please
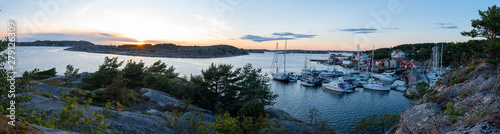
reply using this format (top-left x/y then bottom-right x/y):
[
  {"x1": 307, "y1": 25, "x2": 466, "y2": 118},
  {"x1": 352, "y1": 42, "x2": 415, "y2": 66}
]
[{"x1": 88, "y1": 11, "x2": 203, "y2": 43}]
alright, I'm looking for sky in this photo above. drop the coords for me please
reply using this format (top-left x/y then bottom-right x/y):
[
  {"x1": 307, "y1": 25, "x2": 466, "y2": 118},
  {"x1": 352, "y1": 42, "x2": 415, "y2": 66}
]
[{"x1": 0, "y1": 0, "x2": 498, "y2": 51}]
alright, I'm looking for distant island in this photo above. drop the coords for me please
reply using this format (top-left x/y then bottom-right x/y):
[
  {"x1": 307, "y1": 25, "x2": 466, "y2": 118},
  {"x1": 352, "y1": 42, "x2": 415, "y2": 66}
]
[{"x1": 18, "y1": 40, "x2": 249, "y2": 58}]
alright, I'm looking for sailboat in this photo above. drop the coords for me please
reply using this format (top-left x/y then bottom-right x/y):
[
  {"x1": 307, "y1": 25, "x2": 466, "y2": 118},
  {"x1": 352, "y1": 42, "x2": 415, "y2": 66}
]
[
  {"x1": 270, "y1": 40, "x2": 297, "y2": 82},
  {"x1": 363, "y1": 45, "x2": 390, "y2": 91}
]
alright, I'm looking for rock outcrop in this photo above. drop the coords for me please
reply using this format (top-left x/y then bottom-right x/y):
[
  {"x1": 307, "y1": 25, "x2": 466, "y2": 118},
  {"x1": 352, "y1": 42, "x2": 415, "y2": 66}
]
[
  {"x1": 394, "y1": 63, "x2": 500, "y2": 133},
  {"x1": 21, "y1": 84, "x2": 309, "y2": 133},
  {"x1": 266, "y1": 107, "x2": 299, "y2": 121}
]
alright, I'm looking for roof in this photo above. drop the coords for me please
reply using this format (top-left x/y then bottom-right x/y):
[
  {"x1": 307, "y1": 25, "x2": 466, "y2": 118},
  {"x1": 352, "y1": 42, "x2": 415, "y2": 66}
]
[{"x1": 394, "y1": 57, "x2": 406, "y2": 60}]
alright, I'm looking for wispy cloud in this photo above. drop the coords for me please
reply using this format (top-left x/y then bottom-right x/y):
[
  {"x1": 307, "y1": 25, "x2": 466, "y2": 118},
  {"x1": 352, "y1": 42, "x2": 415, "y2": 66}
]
[
  {"x1": 436, "y1": 23, "x2": 458, "y2": 29},
  {"x1": 340, "y1": 28, "x2": 378, "y2": 34},
  {"x1": 19, "y1": 32, "x2": 138, "y2": 44},
  {"x1": 241, "y1": 32, "x2": 316, "y2": 42}
]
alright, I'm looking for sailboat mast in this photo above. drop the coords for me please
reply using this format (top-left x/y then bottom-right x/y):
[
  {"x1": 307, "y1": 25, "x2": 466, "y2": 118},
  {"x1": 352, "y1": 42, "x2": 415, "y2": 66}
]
[
  {"x1": 284, "y1": 39, "x2": 287, "y2": 73},
  {"x1": 276, "y1": 42, "x2": 279, "y2": 73},
  {"x1": 371, "y1": 45, "x2": 374, "y2": 83},
  {"x1": 440, "y1": 43, "x2": 443, "y2": 73},
  {"x1": 357, "y1": 44, "x2": 360, "y2": 71}
]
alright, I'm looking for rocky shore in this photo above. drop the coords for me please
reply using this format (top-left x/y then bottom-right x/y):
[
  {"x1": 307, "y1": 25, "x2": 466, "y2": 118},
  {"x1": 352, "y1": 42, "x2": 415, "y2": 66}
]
[
  {"x1": 65, "y1": 43, "x2": 249, "y2": 58},
  {"x1": 395, "y1": 63, "x2": 500, "y2": 133},
  {"x1": 18, "y1": 40, "x2": 249, "y2": 58},
  {"x1": 17, "y1": 74, "x2": 311, "y2": 133}
]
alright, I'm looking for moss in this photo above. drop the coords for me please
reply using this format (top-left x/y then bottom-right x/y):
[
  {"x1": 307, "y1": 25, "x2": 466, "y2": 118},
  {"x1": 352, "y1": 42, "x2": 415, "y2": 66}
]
[{"x1": 464, "y1": 67, "x2": 476, "y2": 74}]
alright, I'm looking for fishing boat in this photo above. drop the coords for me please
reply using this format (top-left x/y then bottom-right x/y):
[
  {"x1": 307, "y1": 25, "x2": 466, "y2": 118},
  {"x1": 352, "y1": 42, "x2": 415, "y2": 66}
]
[
  {"x1": 323, "y1": 80, "x2": 355, "y2": 93},
  {"x1": 363, "y1": 45, "x2": 390, "y2": 91}
]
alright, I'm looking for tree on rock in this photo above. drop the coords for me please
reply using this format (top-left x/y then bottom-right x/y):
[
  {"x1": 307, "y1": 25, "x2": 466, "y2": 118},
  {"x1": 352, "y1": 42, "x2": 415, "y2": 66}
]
[{"x1": 461, "y1": 5, "x2": 500, "y2": 42}]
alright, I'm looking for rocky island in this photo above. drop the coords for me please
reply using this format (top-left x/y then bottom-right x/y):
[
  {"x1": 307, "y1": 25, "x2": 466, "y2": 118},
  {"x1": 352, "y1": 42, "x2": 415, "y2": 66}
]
[{"x1": 18, "y1": 40, "x2": 249, "y2": 58}]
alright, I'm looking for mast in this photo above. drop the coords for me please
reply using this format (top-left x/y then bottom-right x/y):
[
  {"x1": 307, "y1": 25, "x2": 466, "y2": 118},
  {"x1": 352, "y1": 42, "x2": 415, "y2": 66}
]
[
  {"x1": 304, "y1": 46, "x2": 308, "y2": 76},
  {"x1": 440, "y1": 43, "x2": 443, "y2": 73},
  {"x1": 276, "y1": 42, "x2": 279, "y2": 73},
  {"x1": 371, "y1": 45, "x2": 374, "y2": 84},
  {"x1": 284, "y1": 39, "x2": 287, "y2": 73},
  {"x1": 357, "y1": 44, "x2": 360, "y2": 71}
]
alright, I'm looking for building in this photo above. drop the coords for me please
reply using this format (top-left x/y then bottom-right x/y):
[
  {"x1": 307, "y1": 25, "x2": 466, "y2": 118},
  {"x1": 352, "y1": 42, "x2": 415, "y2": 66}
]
[
  {"x1": 354, "y1": 52, "x2": 371, "y2": 61},
  {"x1": 377, "y1": 59, "x2": 389, "y2": 67},
  {"x1": 400, "y1": 60, "x2": 420, "y2": 69},
  {"x1": 390, "y1": 58, "x2": 404, "y2": 68},
  {"x1": 342, "y1": 60, "x2": 352, "y2": 65},
  {"x1": 391, "y1": 50, "x2": 406, "y2": 59}
]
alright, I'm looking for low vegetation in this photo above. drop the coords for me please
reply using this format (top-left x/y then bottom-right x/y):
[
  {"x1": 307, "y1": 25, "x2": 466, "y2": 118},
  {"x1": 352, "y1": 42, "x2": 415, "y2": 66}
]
[{"x1": 347, "y1": 113, "x2": 399, "y2": 133}]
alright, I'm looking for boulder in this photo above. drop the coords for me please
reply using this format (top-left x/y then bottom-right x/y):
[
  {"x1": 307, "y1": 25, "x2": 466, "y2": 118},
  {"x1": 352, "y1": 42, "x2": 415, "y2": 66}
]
[
  {"x1": 266, "y1": 107, "x2": 299, "y2": 121},
  {"x1": 395, "y1": 103, "x2": 447, "y2": 134}
]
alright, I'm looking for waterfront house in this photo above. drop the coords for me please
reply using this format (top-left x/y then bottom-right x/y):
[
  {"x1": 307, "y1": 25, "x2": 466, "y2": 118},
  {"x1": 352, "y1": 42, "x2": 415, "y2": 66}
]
[
  {"x1": 401, "y1": 60, "x2": 419, "y2": 69},
  {"x1": 342, "y1": 60, "x2": 352, "y2": 65},
  {"x1": 390, "y1": 58, "x2": 404, "y2": 68},
  {"x1": 391, "y1": 50, "x2": 406, "y2": 59},
  {"x1": 378, "y1": 59, "x2": 389, "y2": 67},
  {"x1": 355, "y1": 52, "x2": 371, "y2": 62}
]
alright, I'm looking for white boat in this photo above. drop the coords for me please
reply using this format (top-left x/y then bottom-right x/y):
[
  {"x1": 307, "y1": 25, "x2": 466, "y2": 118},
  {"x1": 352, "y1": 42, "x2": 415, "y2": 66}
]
[
  {"x1": 363, "y1": 45, "x2": 390, "y2": 91},
  {"x1": 363, "y1": 82, "x2": 391, "y2": 91},
  {"x1": 373, "y1": 74, "x2": 396, "y2": 82},
  {"x1": 390, "y1": 80, "x2": 406, "y2": 88},
  {"x1": 300, "y1": 77, "x2": 315, "y2": 87},
  {"x1": 270, "y1": 40, "x2": 296, "y2": 82},
  {"x1": 323, "y1": 80, "x2": 355, "y2": 93}
]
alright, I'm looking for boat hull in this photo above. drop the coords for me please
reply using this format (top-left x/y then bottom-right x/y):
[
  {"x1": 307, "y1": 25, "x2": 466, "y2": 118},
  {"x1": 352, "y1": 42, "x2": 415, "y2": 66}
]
[{"x1": 363, "y1": 83, "x2": 390, "y2": 91}]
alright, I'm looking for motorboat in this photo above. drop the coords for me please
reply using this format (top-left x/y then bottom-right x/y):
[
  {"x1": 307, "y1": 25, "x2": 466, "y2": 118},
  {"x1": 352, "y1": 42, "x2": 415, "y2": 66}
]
[{"x1": 323, "y1": 80, "x2": 355, "y2": 93}]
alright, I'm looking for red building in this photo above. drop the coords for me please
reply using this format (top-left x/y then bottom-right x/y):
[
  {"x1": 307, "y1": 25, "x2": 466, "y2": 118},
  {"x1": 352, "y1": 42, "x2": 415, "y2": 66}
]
[{"x1": 400, "y1": 60, "x2": 419, "y2": 69}]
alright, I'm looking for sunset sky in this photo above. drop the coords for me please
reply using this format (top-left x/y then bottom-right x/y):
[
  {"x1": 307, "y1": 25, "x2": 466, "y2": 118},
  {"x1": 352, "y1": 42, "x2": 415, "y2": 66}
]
[{"x1": 0, "y1": 0, "x2": 497, "y2": 51}]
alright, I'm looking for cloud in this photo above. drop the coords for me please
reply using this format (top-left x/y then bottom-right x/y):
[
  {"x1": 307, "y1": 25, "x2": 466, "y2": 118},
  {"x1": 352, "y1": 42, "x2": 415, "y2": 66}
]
[
  {"x1": 241, "y1": 32, "x2": 316, "y2": 42},
  {"x1": 340, "y1": 28, "x2": 378, "y2": 34},
  {"x1": 436, "y1": 23, "x2": 458, "y2": 29},
  {"x1": 19, "y1": 32, "x2": 138, "y2": 44},
  {"x1": 440, "y1": 26, "x2": 458, "y2": 29},
  {"x1": 384, "y1": 28, "x2": 399, "y2": 30},
  {"x1": 99, "y1": 33, "x2": 113, "y2": 36}
]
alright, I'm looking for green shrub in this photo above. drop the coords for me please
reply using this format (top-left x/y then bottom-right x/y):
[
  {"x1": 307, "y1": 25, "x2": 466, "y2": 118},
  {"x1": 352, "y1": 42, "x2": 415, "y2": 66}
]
[
  {"x1": 64, "y1": 64, "x2": 79, "y2": 84},
  {"x1": 347, "y1": 113, "x2": 399, "y2": 133},
  {"x1": 23, "y1": 68, "x2": 57, "y2": 80},
  {"x1": 237, "y1": 100, "x2": 265, "y2": 119},
  {"x1": 464, "y1": 67, "x2": 476, "y2": 74},
  {"x1": 121, "y1": 60, "x2": 145, "y2": 88},
  {"x1": 486, "y1": 42, "x2": 500, "y2": 65},
  {"x1": 101, "y1": 75, "x2": 139, "y2": 107},
  {"x1": 82, "y1": 57, "x2": 123, "y2": 90},
  {"x1": 444, "y1": 101, "x2": 463, "y2": 124},
  {"x1": 21, "y1": 92, "x2": 117, "y2": 133}
]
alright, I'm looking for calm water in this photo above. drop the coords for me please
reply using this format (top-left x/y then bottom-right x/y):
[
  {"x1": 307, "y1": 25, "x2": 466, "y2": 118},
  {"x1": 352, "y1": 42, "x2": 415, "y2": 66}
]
[{"x1": 15, "y1": 47, "x2": 409, "y2": 132}]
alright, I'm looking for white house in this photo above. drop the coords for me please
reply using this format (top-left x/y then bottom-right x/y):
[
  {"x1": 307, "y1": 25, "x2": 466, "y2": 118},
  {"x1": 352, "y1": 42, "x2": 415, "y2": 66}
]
[
  {"x1": 355, "y1": 52, "x2": 371, "y2": 61},
  {"x1": 391, "y1": 50, "x2": 405, "y2": 59},
  {"x1": 342, "y1": 60, "x2": 352, "y2": 65}
]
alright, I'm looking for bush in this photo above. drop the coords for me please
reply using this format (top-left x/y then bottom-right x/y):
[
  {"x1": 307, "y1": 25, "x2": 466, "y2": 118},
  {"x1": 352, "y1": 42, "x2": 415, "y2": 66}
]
[
  {"x1": 64, "y1": 64, "x2": 79, "y2": 84},
  {"x1": 444, "y1": 102, "x2": 463, "y2": 124},
  {"x1": 21, "y1": 92, "x2": 118, "y2": 133},
  {"x1": 237, "y1": 100, "x2": 265, "y2": 119},
  {"x1": 463, "y1": 67, "x2": 476, "y2": 74},
  {"x1": 121, "y1": 60, "x2": 145, "y2": 88},
  {"x1": 23, "y1": 68, "x2": 57, "y2": 80},
  {"x1": 82, "y1": 57, "x2": 123, "y2": 90},
  {"x1": 486, "y1": 42, "x2": 500, "y2": 65},
  {"x1": 347, "y1": 113, "x2": 399, "y2": 133},
  {"x1": 101, "y1": 75, "x2": 139, "y2": 107}
]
